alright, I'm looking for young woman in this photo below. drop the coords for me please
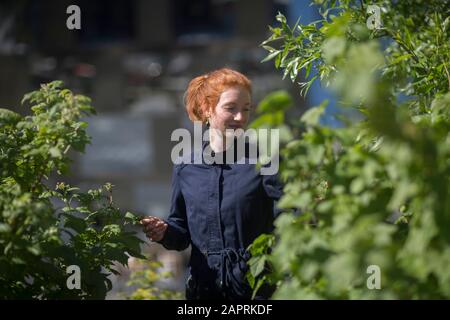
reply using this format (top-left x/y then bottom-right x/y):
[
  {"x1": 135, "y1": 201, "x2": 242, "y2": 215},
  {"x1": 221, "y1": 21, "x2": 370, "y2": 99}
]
[{"x1": 141, "y1": 68, "x2": 283, "y2": 300}]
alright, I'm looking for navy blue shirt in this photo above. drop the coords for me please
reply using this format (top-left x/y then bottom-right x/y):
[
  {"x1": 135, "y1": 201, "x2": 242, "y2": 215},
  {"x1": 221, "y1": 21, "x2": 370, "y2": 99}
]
[{"x1": 158, "y1": 140, "x2": 283, "y2": 299}]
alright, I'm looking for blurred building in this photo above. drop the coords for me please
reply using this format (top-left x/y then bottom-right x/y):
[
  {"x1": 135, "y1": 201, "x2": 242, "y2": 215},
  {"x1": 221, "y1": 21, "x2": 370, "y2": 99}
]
[{"x1": 0, "y1": 0, "x2": 309, "y2": 298}]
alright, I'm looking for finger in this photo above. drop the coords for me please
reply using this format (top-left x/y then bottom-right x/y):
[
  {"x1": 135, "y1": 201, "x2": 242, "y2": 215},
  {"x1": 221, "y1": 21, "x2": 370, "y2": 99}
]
[
  {"x1": 155, "y1": 223, "x2": 167, "y2": 231},
  {"x1": 146, "y1": 225, "x2": 167, "y2": 240},
  {"x1": 152, "y1": 226, "x2": 167, "y2": 239},
  {"x1": 151, "y1": 230, "x2": 165, "y2": 242},
  {"x1": 145, "y1": 228, "x2": 164, "y2": 236},
  {"x1": 144, "y1": 219, "x2": 158, "y2": 228},
  {"x1": 140, "y1": 218, "x2": 153, "y2": 225},
  {"x1": 142, "y1": 216, "x2": 158, "y2": 223},
  {"x1": 153, "y1": 226, "x2": 166, "y2": 236},
  {"x1": 145, "y1": 222, "x2": 163, "y2": 233},
  {"x1": 145, "y1": 225, "x2": 155, "y2": 233},
  {"x1": 151, "y1": 220, "x2": 165, "y2": 228},
  {"x1": 147, "y1": 232, "x2": 160, "y2": 242},
  {"x1": 146, "y1": 225, "x2": 165, "y2": 235},
  {"x1": 155, "y1": 221, "x2": 165, "y2": 228}
]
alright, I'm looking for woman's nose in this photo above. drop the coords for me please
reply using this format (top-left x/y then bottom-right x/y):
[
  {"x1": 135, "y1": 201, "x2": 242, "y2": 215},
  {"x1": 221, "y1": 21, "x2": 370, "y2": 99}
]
[{"x1": 234, "y1": 112, "x2": 243, "y2": 121}]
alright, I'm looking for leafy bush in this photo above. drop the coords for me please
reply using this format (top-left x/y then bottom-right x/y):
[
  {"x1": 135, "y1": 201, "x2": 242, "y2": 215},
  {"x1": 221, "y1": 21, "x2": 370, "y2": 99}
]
[
  {"x1": 0, "y1": 81, "x2": 145, "y2": 299},
  {"x1": 248, "y1": 0, "x2": 450, "y2": 299},
  {"x1": 125, "y1": 257, "x2": 183, "y2": 300}
]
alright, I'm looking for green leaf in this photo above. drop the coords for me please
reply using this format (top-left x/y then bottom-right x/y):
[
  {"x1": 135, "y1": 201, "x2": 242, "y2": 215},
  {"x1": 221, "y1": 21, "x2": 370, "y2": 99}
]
[
  {"x1": 250, "y1": 256, "x2": 266, "y2": 278},
  {"x1": 256, "y1": 90, "x2": 293, "y2": 114},
  {"x1": 252, "y1": 276, "x2": 267, "y2": 300},
  {"x1": 301, "y1": 100, "x2": 328, "y2": 126},
  {"x1": 261, "y1": 50, "x2": 282, "y2": 63},
  {"x1": 0, "y1": 223, "x2": 12, "y2": 233},
  {"x1": 27, "y1": 245, "x2": 41, "y2": 256},
  {"x1": 62, "y1": 214, "x2": 87, "y2": 234},
  {"x1": 0, "y1": 108, "x2": 22, "y2": 126},
  {"x1": 49, "y1": 147, "x2": 62, "y2": 158}
]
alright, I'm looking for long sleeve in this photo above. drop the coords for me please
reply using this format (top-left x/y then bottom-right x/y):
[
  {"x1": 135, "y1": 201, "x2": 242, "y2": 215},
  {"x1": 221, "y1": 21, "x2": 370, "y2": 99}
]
[
  {"x1": 157, "y1": 165, "x2": 191, "y2": 251},
  {"x1": 262, "y1": 170, "x2": 302, "y2": 218},
  {"x1": 261, "y1": 171, "x2": 284, "y2": 219}
]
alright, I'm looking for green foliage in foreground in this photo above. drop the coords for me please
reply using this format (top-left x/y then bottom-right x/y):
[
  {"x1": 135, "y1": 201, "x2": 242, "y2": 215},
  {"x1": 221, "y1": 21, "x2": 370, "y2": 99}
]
[
  {"x1": 0, "y1": 81, "x2": 145, "y2": 299},
  {"x1": 248, "y1": 0, "x2": 450, "y2": 299},
  {"x1": 125, "y1": 258, "x2": 183, "y2": 300}
]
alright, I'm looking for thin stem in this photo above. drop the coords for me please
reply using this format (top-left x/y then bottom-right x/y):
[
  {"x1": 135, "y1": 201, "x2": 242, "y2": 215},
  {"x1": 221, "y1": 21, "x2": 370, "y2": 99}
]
[{"x1": 443, "y1": 63, "x2": 450, "y2": 91}]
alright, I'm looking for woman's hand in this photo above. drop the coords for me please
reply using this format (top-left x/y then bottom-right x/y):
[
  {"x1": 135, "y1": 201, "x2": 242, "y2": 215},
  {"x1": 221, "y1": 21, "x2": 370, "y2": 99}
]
[{"x1": 140, "y1": 216, "x2": 168, "y2": 242}]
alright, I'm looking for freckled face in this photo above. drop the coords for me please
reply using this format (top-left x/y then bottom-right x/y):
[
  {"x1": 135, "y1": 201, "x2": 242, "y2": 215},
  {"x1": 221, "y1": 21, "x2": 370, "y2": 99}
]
[{"x1": 207, "y1": 86, "x2": 252, "y2": 133}]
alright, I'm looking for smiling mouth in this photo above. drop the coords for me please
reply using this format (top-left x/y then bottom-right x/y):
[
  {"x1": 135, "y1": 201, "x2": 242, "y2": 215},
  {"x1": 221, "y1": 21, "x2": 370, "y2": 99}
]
[{"x1": 227, "y1": 125, "x2": 243, "y2": 129}]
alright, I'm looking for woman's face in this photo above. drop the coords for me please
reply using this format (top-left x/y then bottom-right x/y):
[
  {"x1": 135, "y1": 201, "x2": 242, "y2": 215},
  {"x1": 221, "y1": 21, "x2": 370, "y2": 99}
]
[{"x1": 207, "y1": 86, "x2": 252, "y2": 133}]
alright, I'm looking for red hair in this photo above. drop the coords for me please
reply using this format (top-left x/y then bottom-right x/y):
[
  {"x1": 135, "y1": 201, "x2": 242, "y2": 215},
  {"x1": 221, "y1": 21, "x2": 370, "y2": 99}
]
[{"x1": 184, "y1": 68, "x2": 252, "y2": 122}]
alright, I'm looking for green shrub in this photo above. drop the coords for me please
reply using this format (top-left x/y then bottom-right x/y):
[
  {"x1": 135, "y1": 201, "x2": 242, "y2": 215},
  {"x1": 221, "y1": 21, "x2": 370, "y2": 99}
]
[
  {"x1": 125, "y1": 257, "x2": 183, "y2": 300},
  {"x1": 248, "y1": 0, "x2": 450, "y2": 299},
  {"x1": 0, "y1": 81, "x2": 145, "y2": 299}
]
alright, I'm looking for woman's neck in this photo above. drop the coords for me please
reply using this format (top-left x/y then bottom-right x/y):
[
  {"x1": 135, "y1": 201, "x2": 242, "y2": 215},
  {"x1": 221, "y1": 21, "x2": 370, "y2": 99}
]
[{"x1": 209, "y1": 127, "x2": 233, "y2": 153}]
